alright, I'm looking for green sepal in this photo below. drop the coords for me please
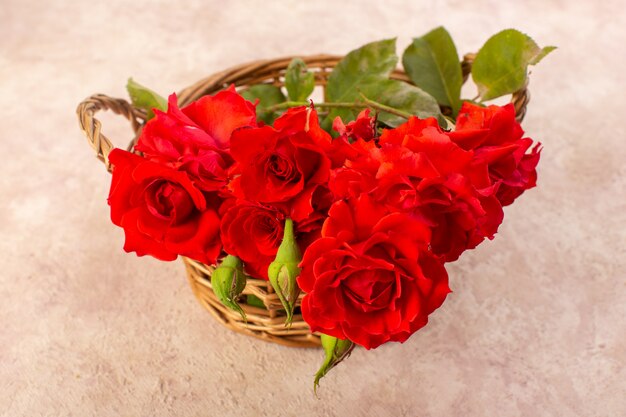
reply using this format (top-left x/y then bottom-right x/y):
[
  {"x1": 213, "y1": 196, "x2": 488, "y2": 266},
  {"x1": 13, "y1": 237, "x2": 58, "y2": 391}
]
[
  {"x1": 313, "y1": 334, "x2": 355, "y2": 395},
  {"x1": 211, "y1": 255, "x2": 247, "y2": 321}
]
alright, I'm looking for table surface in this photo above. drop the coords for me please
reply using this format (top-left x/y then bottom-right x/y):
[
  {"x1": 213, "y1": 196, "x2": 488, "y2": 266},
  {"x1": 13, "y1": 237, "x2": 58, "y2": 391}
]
[{"x1": 1, "y1": 1, "x2": 624, "y2": 416}]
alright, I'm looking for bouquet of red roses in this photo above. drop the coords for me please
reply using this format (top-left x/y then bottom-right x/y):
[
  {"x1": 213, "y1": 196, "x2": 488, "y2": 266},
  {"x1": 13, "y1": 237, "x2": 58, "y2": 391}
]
[{"x1": 89, "y1": 27, "x2": 553, "y2": 389}]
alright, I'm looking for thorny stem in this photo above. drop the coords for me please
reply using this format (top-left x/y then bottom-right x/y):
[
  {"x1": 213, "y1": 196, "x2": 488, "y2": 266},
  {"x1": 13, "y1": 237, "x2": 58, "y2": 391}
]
[
  {"x1": 268, "y1": 101, "x2": 364, "y2": 111},
  {"x1": 266, "y1": 97, "x2": 412, "y2": 120},
  {"x1": 358, "y1": 94, "x2": 413, "y2": 119}
]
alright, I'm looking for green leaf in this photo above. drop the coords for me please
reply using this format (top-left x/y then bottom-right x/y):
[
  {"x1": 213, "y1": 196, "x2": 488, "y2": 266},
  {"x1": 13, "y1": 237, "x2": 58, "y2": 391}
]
[
  {"x1": 324, "y1": 39, "x2": 398, "y2": 127},
  {"x1": 326, "y1": 38, "x2": 398, "y2": 103},
  {"x1": 126, "y1": 78, "x2": 167, "y2": 121},
  {"x1": 360, "y1": 79, "x2": 442, "y2": 127},
  {"x1": 402, "y1": 26, "x2": 463, "y2": 114},
  {"x1": 240, "y1": 84, "x2": 286, "y2": 124},
  {"x1": 529, "y1": 45, "x2": 557, "y2": 65},
  {"x1": 285, "y1": 58, "x2": 315, "y2": 102},
  {"x1": 472, "y1": 29, "x2": 556, "y2": 101}
]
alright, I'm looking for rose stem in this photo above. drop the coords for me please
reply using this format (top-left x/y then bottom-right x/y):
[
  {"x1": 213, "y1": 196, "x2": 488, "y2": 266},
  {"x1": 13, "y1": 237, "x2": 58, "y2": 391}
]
[{"x1": 267, "y1": 99, "x2": 412, "y2": 120}]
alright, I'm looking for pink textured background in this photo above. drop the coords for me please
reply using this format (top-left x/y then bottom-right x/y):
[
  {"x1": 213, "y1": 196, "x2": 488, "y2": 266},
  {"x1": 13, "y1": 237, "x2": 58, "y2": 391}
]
[{"x1": 1, "y1": 1, "x2": 625, "y2": 416}]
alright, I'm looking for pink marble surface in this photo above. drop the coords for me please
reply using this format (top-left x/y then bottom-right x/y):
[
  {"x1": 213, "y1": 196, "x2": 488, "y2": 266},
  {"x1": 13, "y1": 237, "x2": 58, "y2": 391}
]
[{"x1": 1, "y1": 0, "x2": 624, "y2": 415}]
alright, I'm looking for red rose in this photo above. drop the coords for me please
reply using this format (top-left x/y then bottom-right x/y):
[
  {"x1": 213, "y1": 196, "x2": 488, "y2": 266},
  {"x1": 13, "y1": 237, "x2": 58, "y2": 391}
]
[
  {"x1": 108, "y1": 149, "x2": 221, "y2": 264},
  {"x1": 288, "y1": 184, "x2": 333, "y2": 231},
  {"x1": 219, "y1": 200, "x2": 286, "y2": 279},
  {"x1": 229, "y1": 106, "x2": 332, "y2": 221},
  {"x1": 220, "y1": 198, "x2": 326, "y2": 279},
  {"x1": 135, "y1": 87, "x2": 257, "y2": 193},
  {"x1": 450, "y1": 102, "x2": 541, "y2": 206},
  {"x1": 329, "y1": 138, "x2": 379, "y2": 199},
  {"x1": 378, "y1": 118, "x2": 504, "y2": 261},
  {"x1": 298, "y1": 195, "x2": 450, "y2": 349},
  {"x1": 329, "y1": 117, "x2": 503, "y2": 261}
]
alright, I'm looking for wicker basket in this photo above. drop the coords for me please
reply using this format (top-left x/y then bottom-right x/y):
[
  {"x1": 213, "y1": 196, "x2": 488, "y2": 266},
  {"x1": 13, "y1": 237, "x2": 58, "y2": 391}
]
[{"x1": 76, "y1": 53, "x2": 529, "y2": 349}]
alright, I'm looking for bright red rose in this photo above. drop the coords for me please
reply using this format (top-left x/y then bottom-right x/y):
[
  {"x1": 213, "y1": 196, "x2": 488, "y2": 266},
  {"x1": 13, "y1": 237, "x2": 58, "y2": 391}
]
[
  {"x1": 298, "y1": 195, "x2": 450, "y2": 349},
  {"x1": 134, "y1": 86, "x2": 257, "y2": 193},
  {"x1": 449, "y1": 102, "x2": 541, "y2": 206},
  {"x1": 108, "y1": 149, "x2": 221, "y2": 264},
  {"x1": 229, "y1": 106, "x2": 332, "y2": 221}
]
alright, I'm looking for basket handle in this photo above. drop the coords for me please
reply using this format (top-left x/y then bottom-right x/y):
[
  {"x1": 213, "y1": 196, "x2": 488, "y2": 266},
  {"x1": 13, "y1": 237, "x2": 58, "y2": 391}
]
[{"x1": 76, "y1": 94, "x2": 146, "y2": 172}]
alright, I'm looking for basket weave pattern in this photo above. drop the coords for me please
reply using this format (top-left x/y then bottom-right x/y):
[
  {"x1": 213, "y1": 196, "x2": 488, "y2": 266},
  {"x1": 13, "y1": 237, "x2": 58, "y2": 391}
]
[{"x1": 77, "y1": 54, "x2": 529, "y2": 348}]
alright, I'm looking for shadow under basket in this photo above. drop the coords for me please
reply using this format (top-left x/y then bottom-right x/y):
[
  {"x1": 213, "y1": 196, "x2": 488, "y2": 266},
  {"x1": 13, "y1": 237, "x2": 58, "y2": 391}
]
[{"x1": 76, "y1": 54, "x2": 529, "y2": 350}]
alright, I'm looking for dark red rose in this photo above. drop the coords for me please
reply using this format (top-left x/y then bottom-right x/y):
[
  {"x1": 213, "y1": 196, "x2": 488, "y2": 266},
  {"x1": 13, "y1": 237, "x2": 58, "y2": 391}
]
[
  {"x1": 378, "y1": 118, "x2": 504, "y2": 261},
  {"x1": 298, "y1": 195, "x2": 450, "y2": 349},
  {"x1": 329, "y1": 138, "x2": 379, "y2": 200},
  {"x1": 219, "y1": 200, "x2": 286, "y2": 279},
  {"x1": 332, "y1": 109, "x2": 376, "y2": 142},
  {"x1": 286, "y1": 184, "x2": 333, "y2": 233},
  {"x1": 134, "y1": 87, "x2": 257, "y2": 193},
  {"x1": 495, "y1": 140, "x2": 540, "y2": 206},
  {"x1": 229, "y1": 106, "x2": 332, "y2": 221},
  {"x1": 328, "y1": 117, "x2": 503, "y2": 261},
  {"x1": 449, "y1": 102, "x2": 542, "y2": 206},
  {"x1": 108, "y1": 149, "x2": 221, "y2": 264}
]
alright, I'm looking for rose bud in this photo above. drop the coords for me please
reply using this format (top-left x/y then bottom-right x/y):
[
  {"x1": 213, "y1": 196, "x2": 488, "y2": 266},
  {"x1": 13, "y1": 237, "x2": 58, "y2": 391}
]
[
  {"x1": 314, "y1": 334, "x2": 355, "y2": 394},
  {"x1": 267, "y1": 218, "x2": 301, "y2": 326},
  {"x1": 211, "y1": 255, "x2": 247, "y2": 321}
]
